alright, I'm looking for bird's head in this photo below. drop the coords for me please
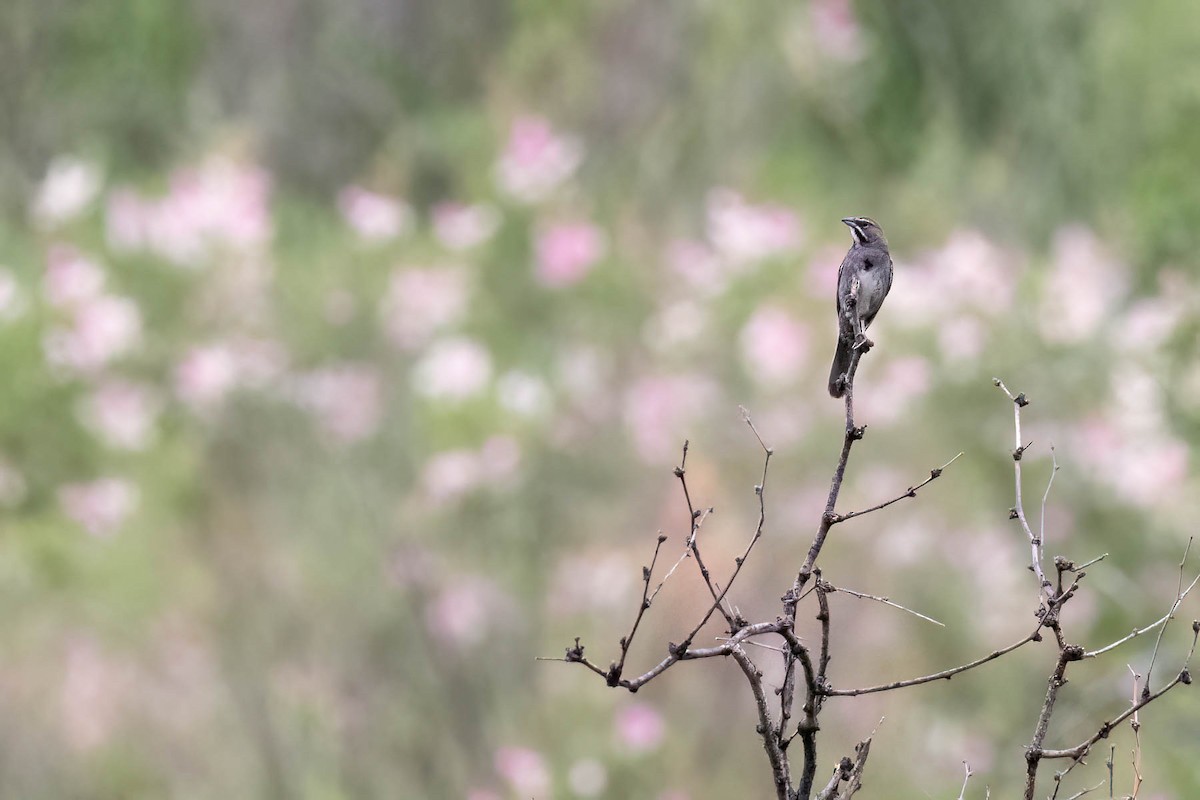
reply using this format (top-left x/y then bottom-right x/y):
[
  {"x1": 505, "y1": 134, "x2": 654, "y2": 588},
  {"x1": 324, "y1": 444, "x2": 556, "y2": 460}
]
[{"x1": 841, "y1": 216, "x2": 886, "y2": 247}]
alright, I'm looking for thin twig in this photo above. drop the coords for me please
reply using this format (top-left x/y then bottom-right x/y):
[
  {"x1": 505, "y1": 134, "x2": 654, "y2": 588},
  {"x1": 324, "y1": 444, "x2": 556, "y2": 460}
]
[
  {"x1": 1039, "y1": 444, "x2": 1059, "y2": 552},
  {"x1": 1036, "y1": 625, "x2": 1199, "y2": 767},
  {"x1": 675, "y1": 412, "x2": 774, "y2": 651},
  {"x1": 1086, "y1": 573, "x2": 1199, "y2": 660},
  {"x1": 731, "y1": 646, "x2": 791, "y2": 800},
  {"x1": 957, "y1": 761, "x2": 973, "y2": 800},
  {"x1": 1143, "y1": 536, "x2": 1193, "y2": 694},
  {"x1": 833, "y1": 452, "x2": 963, "y2": 524},
  {"x1": 1062, "y1": 781, "x2": 1106, "y2": 800},
  {"x1": 823, "y1": 624, "x2": 1044, "y2": 696},
  {"x1": 675, "y1": 441, "x2": 736, "y2": 627},
  {"x1": 826, "y1": 582, "x2": 946, "y2": 627},
  {"x1": 1127, "y1": 665, "x2": 1143, "y2": 799},
  {"x1": 609, "y1": 532, "x2": 670, "y2": 683},
  {"x1": 648, "y1": 507, "x2": 713, "y2": 604},
  {"x1": 993, "y1": 379, "x2": 1052, "y2": 600}
]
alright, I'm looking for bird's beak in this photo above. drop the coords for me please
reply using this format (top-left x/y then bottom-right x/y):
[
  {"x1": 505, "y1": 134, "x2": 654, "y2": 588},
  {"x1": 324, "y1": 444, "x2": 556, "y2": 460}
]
[{"x1": 840, "y1": 218, "x2": 855, "y2": 227}]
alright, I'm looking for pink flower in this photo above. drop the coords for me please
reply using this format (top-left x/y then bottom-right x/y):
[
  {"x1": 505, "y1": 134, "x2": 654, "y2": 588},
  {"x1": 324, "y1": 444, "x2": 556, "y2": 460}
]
[
  {"x1": 856, "y1": 357, "x2": 931, "y2": 425},
  {"x1": 107, "y1": 157, "x2": 272, "y2": 265},
  {"x1": 494, "y1": 116, "x2": 582, "y2": 202},
  {"x1": 643, "y1": 301, "x2": 708, "y2": 353},
  {"x1": 33, "y1": 156, "x2": 101, "y2": 228},
  {"x1": 888, "y1": 230, "x2": 1018, "y2": 327},
  {"x1": 666, "y1": 238, "x2": 727, "y2": 297},
  {"x1": 43, "y1": 294, "x2": 142, "y2": 375},
  {"x1": 58, "y1": 478, "x2": 138, "y2": 537},
  {"x1": 938, "y1": 315, "x2": 986, "y2": 364},
  {"x1": 615, "y1": 703, "x2": 665, "y2": 752},
  {"x1": 1039, "y1": 225, "x2": 1127, "y2": 344},
  {"x1": 412, "y1": 337, "x2": 493, "y2": 401},
  {"x1": 60, "y1": 637, "x2": 129, "y2": 751},
  {"x1": 174, "y1": 338, "x2": 288, "y2": 413},
  {"x1": 706, "y1": 189, "x2": 801, "y2": 265},
  {"x1": 174, "y1": 345, "x2": 240, "y2": 411},
  {"x1": 380, "y1": 268, "x2": 469, "y2": 350},
  {"x1": 548, "y1": 552, "x2": 635, "y2": 615},
  {"x1": 291, "y1": 363, "x2": 383, "y2": 443},
  {"x1": 337, "y1": 186, "x2": 412, "y2": 242},
  {"x1": 496, "y1": 371, "x2": 552, "y2": 417},
  {"x1": 427, "y1": 578, "x2": 514, "y2": 649},
  {"x1": 420, "y1": 437, "x2": 521, "y2": 503},
  {"x1": 534, "y1": 222, "x2": 606, "y2": 288},
  {"x1": 494, "y1": 746, "x2": 550, "y2": 795},
  {"x1": 811, "y1": 0, "x2": 866, "y2": 62},
  {"x1": 0, "y1": 268, "x2": 27, "y2": 322},
  {"x1": 623, "y1": 374, "x2": 719, "y2": 463},
  {"x1": 804, "y1": 245, "x2": 844, "y2": 300},
  {"x1": 77, "y1": 380, "x2": 162, "y2": 450},
  {"x1": 421, "y1": 449, "x2": 482, "y2": 504},
  {"x1": 1112, "y1": 297, "x2": 1183, "y2": 356},
  {"x1": 479, "y1": 436, "x2": 521, "y2": 483},
  {"x1": 740, "y1": 306, "x2": 810, "y2": 386},
  {"x1": 43, "y1": 246, "x2": 105, "y2": 308},
  {"x1": 432, "y1": 203, "x2": 500, "y2": 250},
  {"x1": 568, "y1": 759, "x2": 608, "y2": 797}
]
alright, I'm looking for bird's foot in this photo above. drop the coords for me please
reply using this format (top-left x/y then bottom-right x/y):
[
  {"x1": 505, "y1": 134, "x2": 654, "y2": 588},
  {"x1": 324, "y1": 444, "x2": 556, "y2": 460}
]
[{"x1": 852, "y1": 334, "x2": 874, "y2": 352}]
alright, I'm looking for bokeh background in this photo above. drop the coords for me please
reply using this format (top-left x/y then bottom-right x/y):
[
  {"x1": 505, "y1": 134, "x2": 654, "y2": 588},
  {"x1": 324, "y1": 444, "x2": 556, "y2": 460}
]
[{"x1": 3, "y1": 1, "x2": 1200, "y2": 797}]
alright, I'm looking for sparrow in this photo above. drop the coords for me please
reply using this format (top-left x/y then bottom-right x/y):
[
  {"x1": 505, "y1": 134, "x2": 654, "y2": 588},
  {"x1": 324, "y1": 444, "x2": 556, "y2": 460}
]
[{"x1": 828, "y1": 216, "x2": 893, "y2": 398}]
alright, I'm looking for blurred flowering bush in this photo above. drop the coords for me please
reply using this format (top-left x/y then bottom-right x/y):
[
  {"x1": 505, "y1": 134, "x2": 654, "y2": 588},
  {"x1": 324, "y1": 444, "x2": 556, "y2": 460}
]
[{"x1": 3, "y1": 0, "x2": 1200, "y2": 797}]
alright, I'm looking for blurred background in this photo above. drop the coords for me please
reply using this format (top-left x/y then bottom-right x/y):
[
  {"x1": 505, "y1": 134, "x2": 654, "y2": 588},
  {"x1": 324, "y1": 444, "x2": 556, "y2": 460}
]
[{"x1": 2, "y1": 0, "x2": 1200, "y2": 797}]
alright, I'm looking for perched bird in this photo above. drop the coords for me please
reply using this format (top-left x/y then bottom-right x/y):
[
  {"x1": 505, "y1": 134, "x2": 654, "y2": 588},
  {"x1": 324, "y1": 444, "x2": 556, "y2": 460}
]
[{"x1": 827, "y1": 216, "x2": 893, "y2": 398}]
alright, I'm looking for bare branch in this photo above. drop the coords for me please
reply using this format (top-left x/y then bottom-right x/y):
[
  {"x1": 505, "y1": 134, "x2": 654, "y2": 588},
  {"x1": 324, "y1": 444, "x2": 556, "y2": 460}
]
[
  {"x1": 1037, "y1": 663, "x2": 1194, "y2": 761},
  {"x1": 1143, "y1": 536, "x2": 1194, "y2": 694},
  {"x1": 731, "y1": 646, "x2": 791, "y2": 800},
  {"x1": 957, "y1": 761, "x2": 973, "y2": 800},
  {"x1": 826, "y1": 582, "x2": 946, "y2": 627},
  {"x1": 993, "y1": 379, "x2": 1052, "y2": 600},
  {"x1": 833, "y1": 452, "x2": 962, "y2": 525},
  {"x1": 674, "y1": 412, "x2": 776, "y2": 653},
  {"x1": 1127, "y1": 665, "x2": 1143, "y2": 799},
  {"x1": 823, "y1": 624, "x2": 1044, "y2": 696},
  {"x1": 608, "y1": 532, "x2": 670, "y2": 684},
  {"x1": 1039, "y1": 444, "x2": 1060, "y2": 552},
  {"x1": 1061, "y1": 781, "x2": 1106, "y2": 800},
  {"x1": 675, "y1": 441, "x2": 736, "y2": 627},
  {"x1": 792, "y1": 348, "x2": 865, "y2": 599},
  {"x1": 1086, "y1": 571, "x2": 1199, "y2": 659}
]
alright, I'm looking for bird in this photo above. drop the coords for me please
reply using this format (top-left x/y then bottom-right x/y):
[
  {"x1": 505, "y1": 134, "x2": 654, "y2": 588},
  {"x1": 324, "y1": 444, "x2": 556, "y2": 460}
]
[{"x1": 827, "y1": 216, "x2": 893, "y2": 398}]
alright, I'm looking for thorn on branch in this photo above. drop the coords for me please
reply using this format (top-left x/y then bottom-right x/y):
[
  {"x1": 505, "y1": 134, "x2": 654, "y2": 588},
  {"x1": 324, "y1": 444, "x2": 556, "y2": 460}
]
[
  {"x1": 930, "y1": 467, "x2": 942, "y2": 479},
  {"x1": 1015, "y1": 392, "x2": 1030, "y2": 407},
  {"x1": 851, "y1": 425, "x2": 867, "y2": 441},
  {"x1": 566, "y1": 638, "x2": 585, "y2": 662},
  {"x1": 674, "y1": 466, "x2": 685, "y2": 478},
  {"x1": 1181, "y1": 669, "x2": 1192, "y2": 685},
  {"x1": 1009, "y1": 507, "x2": 1019, "y2": 520}
]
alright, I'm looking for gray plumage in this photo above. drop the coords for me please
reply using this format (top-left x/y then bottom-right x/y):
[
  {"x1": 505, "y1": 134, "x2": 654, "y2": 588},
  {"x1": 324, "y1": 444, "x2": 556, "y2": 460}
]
[{"x1": 828, "y1": 217, "x2": 893, "y2": 398}]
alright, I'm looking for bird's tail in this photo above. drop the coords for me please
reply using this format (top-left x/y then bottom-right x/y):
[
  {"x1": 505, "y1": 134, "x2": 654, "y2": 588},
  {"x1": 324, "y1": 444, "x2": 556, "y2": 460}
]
[{"x1": 828, "y1": 338, "x2": 852, "y2": 398}]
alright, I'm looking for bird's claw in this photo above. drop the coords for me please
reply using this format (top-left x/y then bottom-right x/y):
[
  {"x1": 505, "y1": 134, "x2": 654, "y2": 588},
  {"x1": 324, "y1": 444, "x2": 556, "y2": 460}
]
[{"x1": 852, "y1": 334, "x2": 873, "y2": 352}]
